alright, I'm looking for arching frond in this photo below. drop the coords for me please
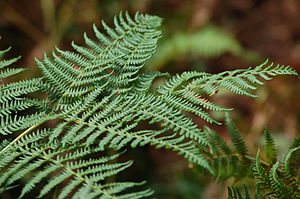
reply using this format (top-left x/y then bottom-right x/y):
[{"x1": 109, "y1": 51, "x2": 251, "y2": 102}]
[
  {"x1": 0, "y1": 131, "x2": 152, "y2": 199},
  {"x1": 159, "y1": 59, "x2": 297, "y2": 98}
]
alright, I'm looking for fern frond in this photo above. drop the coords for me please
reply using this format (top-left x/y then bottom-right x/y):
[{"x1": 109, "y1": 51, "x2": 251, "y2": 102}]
[
  {"x1": 0, "y1": 134, "x2": 152, "y2": 199},
  {"x1": 268, "y1": 162, "x2": 293, "y2": 198},
  {"x1": 204, "y1": 118, "x2": 252, "y2": 181},
  {"x1": 155, "y1": 60, "x2": 297, "y2": 131},
  {"x1": 263, "y1": 128, "x2": 277, "y2": 164},
  {"x1": 225, "y1": 113, "x2": 248, "y2": 156},
  {"x1": 0, "y1": 78, "x2": 43, "y2": 103},
  {"x1": 0, "y1": 45, "x2": 11, "y2": 58},
  {"x1": 205, "y1": 127, "x2": 232, "y2": 156},
  {"x1": 0, "y1": 63, "x2": 24, "y2": 81},
  {"x1": 37, "y1": 11, "x2": 162, "y2": 110},
  {"x1": 282, "y1": 146, "x2": 300, "y2": 189},
  {"x1": 0, "y1": 48, "x2": 48, "y2": 136},
  {"x1": 157, "y1": 71, "x2": 208, "y2": 94},
  {"x1": 253, "y1": 149, "x2": 270, "y2": 189},
  {"x1": 288, "y1": 135, "x2": 300, "y2": 151},
  {"x1": 55, "y1": 93, "x2": 212, "y2": 171},
  {"x1": 227, "y1": 185, "x2": 251, "y2": 199},
  {"x1": 160, "y1": 93, "x2": 220, "y2": 124},
  {"x1": 0, "y1": 113, "x2": 50, "y2": 135},
  {"x1": 169, "y1": 59, "x2": 298, "y2": 98},
  {"x1": 253, "y1": 145, "x2": 300, "y2": 199}
]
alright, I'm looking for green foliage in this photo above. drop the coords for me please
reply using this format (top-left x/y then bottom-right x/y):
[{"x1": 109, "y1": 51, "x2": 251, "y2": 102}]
[
  {"x1": 227, "y1": 185, "x2": 250, "y2": 199},
  {"x1": 148, "y1": 25, "x2": 260, "y2": 70},
  {"x1": 205, "y1": 114, "x2": 299, "y2": 198},
  {"x1": 214, "y1": 120, "x2": 299, "y2": 198},
  {"x1": 0, "y1": 11, "x2": 298, "y2": 199},
  {"x1": 202, "y1": 114, "x2": 252, "y2": 181},
  {"x1": 263, "y1": 128, "x2": 277, "y2": 164},
  {"x1": 253, "y1": 145, "x2": 300, "y2": 198},
  {"x1": 228, "y1": 145, "x2": 300, "y2": 199}
]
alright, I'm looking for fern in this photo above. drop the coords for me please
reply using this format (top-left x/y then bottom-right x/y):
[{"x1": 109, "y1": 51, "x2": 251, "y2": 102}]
[
  {"x1": 223, "y1": 131, "x2": 299, "y2": 198},
  {"x1": 263, "y1": 128, "x2": 277, "y2": 164},
  {"x1": 0, "y1": 11, "x2": 298, "y2": 198},
  {"x1": 202, "y1": 114, "x2": 252, "y2": 181},
  {"x1": 0, "y1": 133, "x2": 152, "y2": 199},
  {"x1": 253, "y1": 145, "x2": 300, "y2": 198},
  {"x1": 227, "y1": 185, "x2": 251, "y2": 199},
  {"x1": 204, "y1": 115, "x2": 299, "y2": 198}
]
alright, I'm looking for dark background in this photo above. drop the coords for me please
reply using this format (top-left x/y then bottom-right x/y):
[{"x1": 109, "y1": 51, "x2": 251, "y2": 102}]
[{"x1": 0, "y1": 0, "x2": 299, "y2": 198}]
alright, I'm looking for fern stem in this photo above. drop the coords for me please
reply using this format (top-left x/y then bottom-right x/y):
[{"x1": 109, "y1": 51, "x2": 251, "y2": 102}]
[{"x1": 0, "y1": 120, "x2": 47, "y2": 154}]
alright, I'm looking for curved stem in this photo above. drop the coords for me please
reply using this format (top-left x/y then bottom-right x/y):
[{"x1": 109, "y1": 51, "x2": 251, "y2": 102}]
[{"x1": 0, "y1": 120, "x2": 47, "y2": 154}]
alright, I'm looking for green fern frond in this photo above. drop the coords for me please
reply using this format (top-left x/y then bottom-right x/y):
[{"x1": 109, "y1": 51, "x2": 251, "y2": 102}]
[
  {"x1": 0, "y1": 45, "x2": 10, "y2": 58},
  {"x1": 282, "y1": 146, "x2": 300, "y2": 189},
  {"x1": 0, "y1": 60, "x2": 24, "y2": 81},
  {"x1": 157, "y1": 71, "x2": 208, "y2": 94},
  {"x1": 0, "y1": 112, "x2": 51, "y2": 135},
  {"x1": 203, "y1": 116, "x2": 252, "y2": 181},
  {"x1": 0, "y1": 134, "x2": 152, "y2": 199},
  {"x1": 225, "y1": 113, "x2": 248, "y2": 156},
  {"x1": 205, "y1": 126, "x2": 232, "y2": 156},
  {"x1": 263, "y1": 128, "x2": 277, "y2": 164},
  {"x1": 155, "y1": 60, "x2": 297, "y2": 130},
  {"x1": 160, "y1": 93, "x2": 220, "y2": 124},
  {"x1": 220, "y1": 127, "x2": 299, "y2": 199},
  {"x1": 57, "y1": 92, "x2": 212, "y2": 171},
  {"x1": 253, "y1": 149, "x2": 271, "y2": 190},
  {"x1": 37, "y1": 11, "x2": 162, "y2": 109},
  {"x1": 268, "y1": 162, "x2": 293, "y2": 198},
  {"x1": 288, "y1": 135, "x2": 300, "y2": 151},
  {"x1": 0, "y1": 48, "x2": 47, "y2": 136},
  {"x1": 253, "y1": 145, "x2": 300, "y2": 199},
  {"x1": 227, "y1": 185, "x2": 251, "y2": 199},
  {"x1": 176, "y1": 59, "x2": 297, "y2": 97}
]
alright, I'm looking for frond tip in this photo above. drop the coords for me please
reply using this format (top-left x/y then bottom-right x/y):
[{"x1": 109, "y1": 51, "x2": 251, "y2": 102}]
[{"x1": 173, "y1": 59, "x2": 298, "y2": 98}]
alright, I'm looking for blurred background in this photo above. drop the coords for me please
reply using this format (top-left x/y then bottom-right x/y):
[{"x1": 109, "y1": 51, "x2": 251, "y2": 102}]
[{"x1": 0, "y1": 0, "x2": 299, "y2": 198}]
